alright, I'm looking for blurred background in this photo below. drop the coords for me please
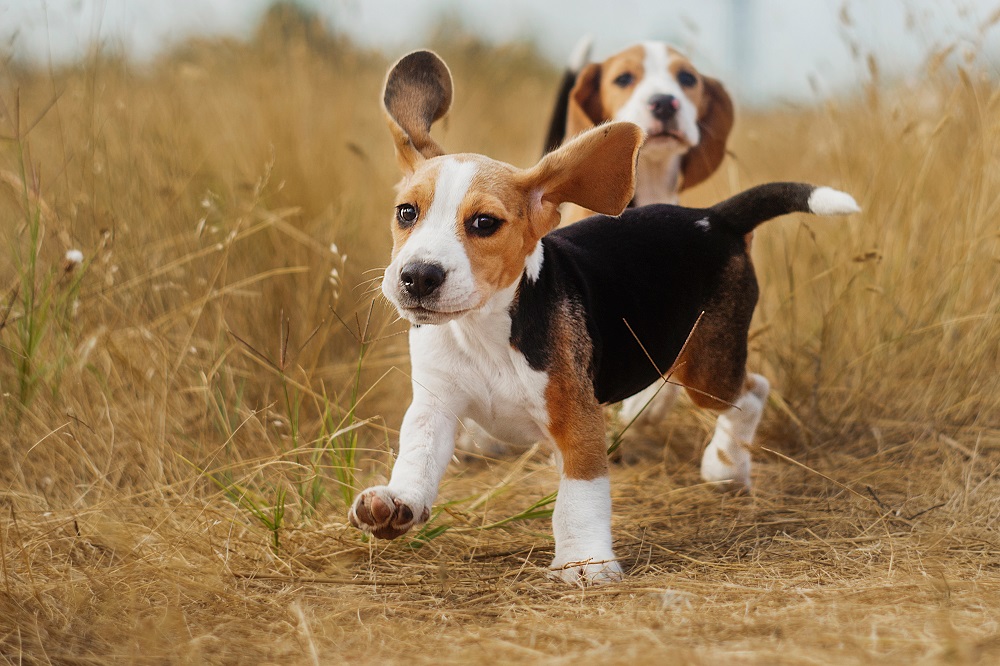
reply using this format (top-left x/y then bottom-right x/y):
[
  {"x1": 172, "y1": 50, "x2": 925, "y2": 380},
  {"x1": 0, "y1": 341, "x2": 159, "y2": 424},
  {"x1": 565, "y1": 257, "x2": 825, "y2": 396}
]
[{"x1": 4, "y1": 0, "x2": 1000, "y2": 104}]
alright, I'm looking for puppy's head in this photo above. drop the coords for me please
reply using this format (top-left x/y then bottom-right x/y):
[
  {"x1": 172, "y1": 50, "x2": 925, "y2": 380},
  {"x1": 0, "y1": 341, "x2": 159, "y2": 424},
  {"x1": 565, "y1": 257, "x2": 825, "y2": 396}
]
[
  {"x1": 381, "y1": 51, "x2": 642, "y2": 325},
  {"x1": 567, "y1": 42, "x2": 733, "y2": 190}
]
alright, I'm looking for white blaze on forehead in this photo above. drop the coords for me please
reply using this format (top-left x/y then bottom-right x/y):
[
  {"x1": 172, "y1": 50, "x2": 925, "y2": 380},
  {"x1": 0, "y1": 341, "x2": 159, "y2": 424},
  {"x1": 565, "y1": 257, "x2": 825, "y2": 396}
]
[
  {"x1": 426, "y1": 158, "x2": 478, "y2": 226},
  {"x1": 399, "y1": 158, "x2": 478, "y2": 267},
  {"x1": 640, "y1": 41, "x2": 672, "y2": 86}
]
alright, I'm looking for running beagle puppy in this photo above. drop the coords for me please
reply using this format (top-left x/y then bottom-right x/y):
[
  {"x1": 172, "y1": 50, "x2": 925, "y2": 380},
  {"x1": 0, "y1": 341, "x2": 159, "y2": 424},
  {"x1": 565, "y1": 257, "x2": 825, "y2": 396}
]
[
  {"x1": 545, "y1": 40, "x2": 734, "y2": 224},
  {"x1": 349, "y1": 51, "x2": 859, "y2": 586}
]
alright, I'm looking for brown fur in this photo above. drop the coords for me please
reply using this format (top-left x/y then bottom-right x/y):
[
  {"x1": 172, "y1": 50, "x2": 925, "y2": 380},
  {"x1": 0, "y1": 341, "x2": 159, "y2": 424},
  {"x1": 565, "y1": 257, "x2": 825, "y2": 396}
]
[
  {"x1": 383, "y1": 51, "x2": 454, "y2": 172},
  {"x1": 389, "y1": 166, "x2": 441, "y2": 257},
  {"x1": 679, "y1": 75, "x2": 735, "y2": 190},
  {"x1": 543, "y1": 301, "x2": 608, "y2": 481},
  {"x1": 670, "y1": 253, "x2": 758, "y2": 411}
]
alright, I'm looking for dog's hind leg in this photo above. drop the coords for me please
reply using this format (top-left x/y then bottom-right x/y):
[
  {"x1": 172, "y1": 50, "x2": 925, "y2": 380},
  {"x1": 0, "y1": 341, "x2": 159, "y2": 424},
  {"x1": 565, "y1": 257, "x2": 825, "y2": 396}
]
[
  {"x1": 672, "y1": 253, "x2": 767, "y2": 490},
  {"x1": 698, "y1": 373, "x2": 769, "y2": 490}
]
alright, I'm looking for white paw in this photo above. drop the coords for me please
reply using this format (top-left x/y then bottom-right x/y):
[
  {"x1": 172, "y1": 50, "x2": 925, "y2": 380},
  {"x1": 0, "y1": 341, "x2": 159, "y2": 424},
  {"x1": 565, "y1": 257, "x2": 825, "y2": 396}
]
[
  {"x1": 549, "y1": 555, "x2": 623, "y2": 586},
  {"x1": 348, "y1": 486, "x2": 430, "y2": 539},
  {"x1": 700, "y1": 444, "x2": 751, "y2": 490}
]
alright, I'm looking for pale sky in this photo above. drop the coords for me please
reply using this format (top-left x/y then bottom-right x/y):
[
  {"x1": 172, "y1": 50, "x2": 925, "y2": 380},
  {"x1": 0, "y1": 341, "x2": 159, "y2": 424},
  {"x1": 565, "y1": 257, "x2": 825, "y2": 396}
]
[{"x1": 2, "y1": 0, "x2": 998, "y2": 105}]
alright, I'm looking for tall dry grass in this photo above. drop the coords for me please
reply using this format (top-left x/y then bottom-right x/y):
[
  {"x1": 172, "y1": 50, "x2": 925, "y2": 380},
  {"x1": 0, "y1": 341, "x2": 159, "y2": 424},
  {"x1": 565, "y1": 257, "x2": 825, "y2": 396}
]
[{"x1": 1, "y1": 6, "x2": 998, "y2": 664}]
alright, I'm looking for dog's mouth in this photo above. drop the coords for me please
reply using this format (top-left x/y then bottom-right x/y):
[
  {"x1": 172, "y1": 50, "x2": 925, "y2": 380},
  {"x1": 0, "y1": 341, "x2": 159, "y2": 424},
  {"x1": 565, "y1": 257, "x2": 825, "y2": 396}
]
[
  {"x1": 646, "y1": 129, "x2": 691, "y2": 147},
  {"x1": 398, "y1": 304, "x2": 470, "y2": 325}
]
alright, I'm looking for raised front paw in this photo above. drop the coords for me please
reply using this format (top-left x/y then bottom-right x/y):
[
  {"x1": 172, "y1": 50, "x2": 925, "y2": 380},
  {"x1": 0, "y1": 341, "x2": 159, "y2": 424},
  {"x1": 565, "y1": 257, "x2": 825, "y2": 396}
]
[
  {"x1": 348, "y1": 486, "x2": 430, "y2": 540},
  {"x1": 549, "y1": 555, "x2": 624, "y2": 587}
]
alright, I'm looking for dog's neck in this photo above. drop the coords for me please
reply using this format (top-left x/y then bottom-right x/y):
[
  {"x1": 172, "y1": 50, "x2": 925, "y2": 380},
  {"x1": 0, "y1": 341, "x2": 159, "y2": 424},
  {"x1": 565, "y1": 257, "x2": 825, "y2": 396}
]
[
  {"x1": 633, "y1": 147, "x2": 684, "y2": 207},
  {"x1": 441, "y1": 280, "x2": 519, "y2": 352}
]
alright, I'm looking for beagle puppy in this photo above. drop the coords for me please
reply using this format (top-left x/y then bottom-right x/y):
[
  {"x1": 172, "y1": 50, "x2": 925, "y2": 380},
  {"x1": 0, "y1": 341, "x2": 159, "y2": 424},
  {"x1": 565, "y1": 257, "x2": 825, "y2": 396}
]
[
  {"x1": 545, "y1": 40, "x2": 734, "y2": 224},
  {"x1": 348, "y1": 51, "x2": 859, "y2": 586}
]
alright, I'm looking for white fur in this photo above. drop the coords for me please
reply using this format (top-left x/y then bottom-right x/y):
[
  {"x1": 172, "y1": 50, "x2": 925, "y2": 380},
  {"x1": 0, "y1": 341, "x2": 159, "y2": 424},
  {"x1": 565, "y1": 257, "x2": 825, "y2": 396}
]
[
  {"x1": 807, "y1": 187, "x2": 860, "y2": 216},
  {"x1": 633, "y1": 154, "x2": 682, "y2": 206},
  {"x1": 550, "y1": 475, "x2": 621, "y2": 585},
  {"x1": 700, "y1": 374, "x2": 770, "y2": 489},
  {"x1": 382, "y1": 158, "x2": 481, "y2": 321},
  {"x1": 381, "y1": 284, "x2": 553, "y2": 519},
  {"x1": 524, "y1": 240, "x2": 544, "y2": 283}
]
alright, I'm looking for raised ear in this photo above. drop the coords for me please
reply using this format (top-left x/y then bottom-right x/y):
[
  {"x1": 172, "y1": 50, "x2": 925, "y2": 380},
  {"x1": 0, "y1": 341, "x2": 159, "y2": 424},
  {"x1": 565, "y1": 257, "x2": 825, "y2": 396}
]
[
  {"x1": 680, "y1": 75, "x2": 734, "y2": 190},
  {"x1": 383, "y1": 50, "x2": 454, "y2": 173},
  {"x1": 565, "y1": 62, "x2": 604, "y2": 139},
  {"x1": 522, "y1": 121, "x2": 642, "y2": 231}
]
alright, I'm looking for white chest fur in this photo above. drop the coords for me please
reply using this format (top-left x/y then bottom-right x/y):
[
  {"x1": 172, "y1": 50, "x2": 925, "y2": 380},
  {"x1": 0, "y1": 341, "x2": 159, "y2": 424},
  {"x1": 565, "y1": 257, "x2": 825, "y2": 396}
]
[{"x1": 408, "y1": 289, "x2": 550, "y2": 447}]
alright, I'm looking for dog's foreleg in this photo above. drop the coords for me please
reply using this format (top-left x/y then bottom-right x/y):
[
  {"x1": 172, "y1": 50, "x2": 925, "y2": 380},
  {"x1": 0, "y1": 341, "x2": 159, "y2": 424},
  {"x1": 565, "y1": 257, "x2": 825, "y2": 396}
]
[
  {"x1": 349, "y1": 387, "x2": 458, "y2": 539},
  {"x1": 547, "y1": 397, "x2": 622, "y2": 586}
]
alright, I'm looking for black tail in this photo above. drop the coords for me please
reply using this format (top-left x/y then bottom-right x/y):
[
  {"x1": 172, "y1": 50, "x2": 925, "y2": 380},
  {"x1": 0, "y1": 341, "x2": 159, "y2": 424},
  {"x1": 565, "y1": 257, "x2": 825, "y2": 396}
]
[
  {"x1": 709, "y1": 182, "x2": 860, "y2": 235},
  {"x1": 542, "y1": 36, "x2": 593, "y2": 155}
]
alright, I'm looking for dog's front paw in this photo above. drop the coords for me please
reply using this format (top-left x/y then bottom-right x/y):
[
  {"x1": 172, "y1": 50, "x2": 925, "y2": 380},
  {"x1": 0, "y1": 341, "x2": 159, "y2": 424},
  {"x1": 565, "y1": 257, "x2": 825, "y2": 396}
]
[
  {"x1": 348, "y1": 486, "x2": 430, "y2": 539},
  {"x1": 549, "y1": 555, "x2": 623, "y2": 587}
]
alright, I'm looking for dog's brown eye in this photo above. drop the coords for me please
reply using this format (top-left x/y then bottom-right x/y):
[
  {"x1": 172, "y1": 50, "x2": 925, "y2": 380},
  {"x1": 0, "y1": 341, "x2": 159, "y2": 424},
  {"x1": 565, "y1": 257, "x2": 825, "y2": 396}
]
[
  {"x1": 677, "y1": 70, "x2": 698, "y2": 88},
  {"x1": 467, "y1": 214, "x2": 503, "y2": 237},
  {"x1": 613, "y1": 72, "x2": 634, "y2": 88},
  {"x1": 396, "y1": 204, "x2": 418, "y2": 227}
]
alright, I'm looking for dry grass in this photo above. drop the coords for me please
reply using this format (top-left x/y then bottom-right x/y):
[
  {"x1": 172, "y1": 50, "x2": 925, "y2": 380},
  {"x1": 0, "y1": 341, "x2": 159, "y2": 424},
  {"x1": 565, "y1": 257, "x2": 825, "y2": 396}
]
[{"x1": 1, "y1": 7, "x2": 999, "y2": 664}]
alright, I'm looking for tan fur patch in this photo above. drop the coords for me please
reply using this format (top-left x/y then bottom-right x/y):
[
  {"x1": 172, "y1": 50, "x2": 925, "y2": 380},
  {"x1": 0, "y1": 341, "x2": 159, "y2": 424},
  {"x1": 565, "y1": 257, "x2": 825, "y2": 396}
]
[
  {"x1": 597, "y1": 44, "x2": 647, "y2": 119},
  {"x1": 544, "y1": 301, "x2": 608, "y2": 481},
  {"x1": 679, "y1": 75, "x2": 734, "y2": 190},
  {"x1": 671, "y1": 253, "x2": 757, "y2": 411},
  {"x1": 389, "y1": 163, "x2": 442, "y2": 260},
  {"x1": 666, "y1": 49, "x2": 707, "y2": 111},
  {"x1": 459, "y1": 160, "x2": 546, "y2": 295}
]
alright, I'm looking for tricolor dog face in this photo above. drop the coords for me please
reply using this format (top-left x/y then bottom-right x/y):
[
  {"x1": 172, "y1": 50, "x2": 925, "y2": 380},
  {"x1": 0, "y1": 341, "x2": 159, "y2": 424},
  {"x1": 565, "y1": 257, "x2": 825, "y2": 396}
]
[
  {"x1": 381, "y1": 52, "x2": 642, "y2": 325},
  {"x1": 562, "y1": 42, "x2": 733, "y2": 213}
]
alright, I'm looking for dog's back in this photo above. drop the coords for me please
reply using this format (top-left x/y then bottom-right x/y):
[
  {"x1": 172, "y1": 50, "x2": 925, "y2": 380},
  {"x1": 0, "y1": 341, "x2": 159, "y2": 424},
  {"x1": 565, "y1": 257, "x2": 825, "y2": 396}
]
[{"x1": 515, "y1": 183, "x2": 860, "y2": 404}]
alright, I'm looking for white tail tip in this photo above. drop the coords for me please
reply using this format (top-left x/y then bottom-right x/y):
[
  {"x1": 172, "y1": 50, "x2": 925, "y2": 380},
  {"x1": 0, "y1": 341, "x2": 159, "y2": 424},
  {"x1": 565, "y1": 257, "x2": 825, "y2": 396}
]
[
  {"x1": 808, "y1": 187, "x2": 860, "y2": 216},
  {"x1": 568, "y1": 35, "x2": 594, "y2": 72}
]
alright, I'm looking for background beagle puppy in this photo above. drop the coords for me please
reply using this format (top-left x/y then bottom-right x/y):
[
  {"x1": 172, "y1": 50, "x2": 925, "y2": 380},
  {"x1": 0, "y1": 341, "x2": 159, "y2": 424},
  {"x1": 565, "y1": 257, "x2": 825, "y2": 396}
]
[
  {"x1": 348, "y1": 51, "x2": 859, "y2": 586},
  {"x1": 545, "y1": 40, "x2": 734, "y2": 224}
]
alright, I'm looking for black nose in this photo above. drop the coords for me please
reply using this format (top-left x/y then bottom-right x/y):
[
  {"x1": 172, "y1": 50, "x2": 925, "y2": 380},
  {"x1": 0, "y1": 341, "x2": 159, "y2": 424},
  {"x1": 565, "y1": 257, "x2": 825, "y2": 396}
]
[
  {"x1": 649, "y1": 94, "x2": 679, "y2": 121},
  {"x1": 400, "y1": 262, "x2": 446, "y2": 299}
]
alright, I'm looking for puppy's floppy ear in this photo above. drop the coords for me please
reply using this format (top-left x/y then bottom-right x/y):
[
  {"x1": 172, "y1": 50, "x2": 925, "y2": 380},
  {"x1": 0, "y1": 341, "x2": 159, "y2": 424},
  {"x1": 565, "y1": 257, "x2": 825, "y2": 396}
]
[
  {"x1": 521, "y1": 122, "x2": 642, "y2": 235},
  {"x1": 680, "y1": 76, "x2": 734, "y2": 190},
  {"x1": 565, "y1": 62, "x2": 604, "y2": 139},
  {"x1": 383, "y1": 50, "x2": 453, "y2": 173}
]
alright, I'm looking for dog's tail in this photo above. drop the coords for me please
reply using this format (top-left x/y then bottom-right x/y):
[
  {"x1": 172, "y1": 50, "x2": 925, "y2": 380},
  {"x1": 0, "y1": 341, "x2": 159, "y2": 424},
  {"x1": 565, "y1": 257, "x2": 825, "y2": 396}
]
[
  {"x1": 709, "y1": 182, "x2": 860, "y2": 235},
  {"x1": 542, "y1": 35, "x2": 594, "y2": 155}
]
